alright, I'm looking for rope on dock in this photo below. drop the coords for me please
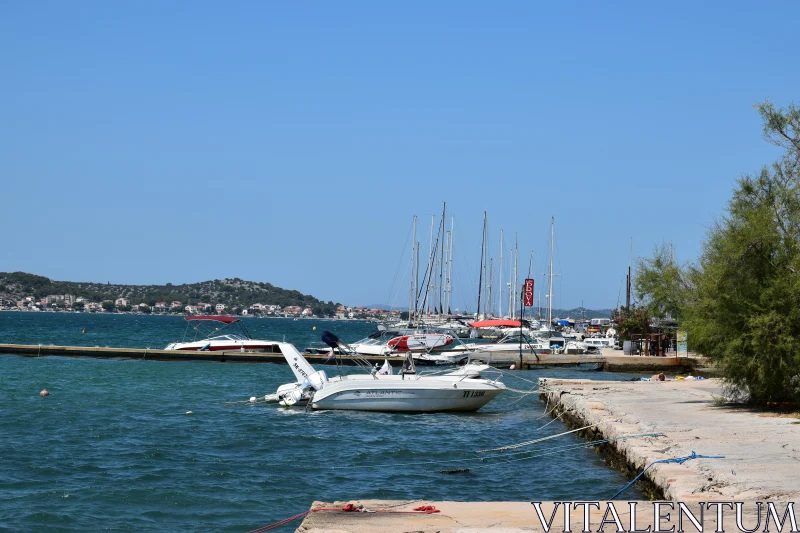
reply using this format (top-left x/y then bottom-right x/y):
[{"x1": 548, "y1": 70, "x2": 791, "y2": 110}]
[
  {"x1": 245, "y1": 511, "x2": 310, "y2": 532},
  {"x1": 609, "y1": 450, "x2": 725, "y2": 500},
  {"x1": 245, "y1": 503, "x2": 443, "y2": 532}
]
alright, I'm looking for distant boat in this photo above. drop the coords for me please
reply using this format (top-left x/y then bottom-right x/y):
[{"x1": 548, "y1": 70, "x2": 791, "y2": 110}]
[{"x1": 164, "y1": 315, "x2": 280, "y2": 352}]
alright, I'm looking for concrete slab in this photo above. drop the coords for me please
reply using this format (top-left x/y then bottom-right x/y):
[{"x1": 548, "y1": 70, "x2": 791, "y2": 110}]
[
  {"x1": 296, "y1": 499, "x2": 770, "y2": 532},
  {"x1": 539, "y1": 378, "x2": 800, "y2": 501}
]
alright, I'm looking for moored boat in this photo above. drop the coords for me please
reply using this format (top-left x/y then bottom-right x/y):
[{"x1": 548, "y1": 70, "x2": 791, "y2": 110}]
[
  {"x1": 275, "y1": 333, "x2": 506, "y2": 412},
  {"x1": 164, "y1": 315, "x2": 281, "y2": 352}
]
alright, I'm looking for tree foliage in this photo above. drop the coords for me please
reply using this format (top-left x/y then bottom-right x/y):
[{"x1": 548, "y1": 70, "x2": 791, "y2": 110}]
[
  {"x1": 611, "y1": 305, "x2": 650, "y2": 341},
  {"x1": 634, "y1": 243, "x2": 689, "y2": 321},
  {"x1": 636, "y1": 101, "x2": 800, "y2": 405}
]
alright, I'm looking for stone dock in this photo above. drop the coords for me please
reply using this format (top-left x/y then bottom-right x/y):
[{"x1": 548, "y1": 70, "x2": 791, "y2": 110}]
[
  {"x1": 537, "y1": 377, "x2": 800, "y2": 501},
  {"x1": 292, "y1": 377, "x2": 800, "y2": 532},
  {"x1": 0, "y1": 342, "x2": 701, "y2": 371}
]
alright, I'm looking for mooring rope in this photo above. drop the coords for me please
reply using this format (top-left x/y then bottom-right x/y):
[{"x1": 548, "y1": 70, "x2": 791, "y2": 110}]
[
  {"x1": 326, "y1": 432, "x2": 664, "y2": 472},
  {"x1": 534, "y1": 409, "x2": 565, "y2": 431},
  {"x1": 467, "y1": 433, "x2": 665, "y2": 471},
  {"x1": 609, "y1": 450, "x2": 725, "y2": 500},
  {"x1": 477, "y1": 422, "x2": 603, "y2": 453}
]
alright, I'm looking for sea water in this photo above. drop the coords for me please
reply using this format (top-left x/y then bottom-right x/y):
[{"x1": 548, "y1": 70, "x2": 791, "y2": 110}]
[{"x1": 0, "y1": 313, "x2": 643, "y2": 532}]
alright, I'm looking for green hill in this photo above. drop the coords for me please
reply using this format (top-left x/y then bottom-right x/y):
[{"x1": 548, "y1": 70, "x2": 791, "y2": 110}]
[{"x1": 0, "y1": 272, "x2": 340, "y2": 316}]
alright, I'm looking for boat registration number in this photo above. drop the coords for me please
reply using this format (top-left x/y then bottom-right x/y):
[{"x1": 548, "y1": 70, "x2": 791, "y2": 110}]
[{"x1": 462, "y1": 390, "x2": 486, "y2": 398}]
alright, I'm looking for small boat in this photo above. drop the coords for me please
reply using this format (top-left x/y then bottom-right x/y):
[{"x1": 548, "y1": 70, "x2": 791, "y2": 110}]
[
  {"x1": 387, "y1": 333, "x2": 454, "y2": 352},
  {"x1": 164, "y1": 315, "x2": 280, "y2": 352},
  {"x1": 274, "y1": 332, "x2": 506, "y2": 412},
  {"x1": 347, "y1": 331, "x2": 455, "y2": 357}
]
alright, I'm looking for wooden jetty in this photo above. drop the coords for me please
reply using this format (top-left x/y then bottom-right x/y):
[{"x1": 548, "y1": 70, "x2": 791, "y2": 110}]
[{"x1": 0, "y1": 343, "x2": 698, "y2": 371}]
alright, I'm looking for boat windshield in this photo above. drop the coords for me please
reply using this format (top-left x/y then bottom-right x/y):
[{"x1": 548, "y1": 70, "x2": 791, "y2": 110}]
[
  {"x1": 208, "y1": 334, "x2": 249, "y2": 342},
  {"x1": 353, "y1": 331, "x2": 400, "y2": 345},
  {"x1": 497, "y1": 333, "x2": 537, "y2": 345}
]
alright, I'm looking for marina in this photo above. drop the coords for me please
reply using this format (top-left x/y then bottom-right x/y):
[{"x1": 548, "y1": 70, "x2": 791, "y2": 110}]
[
  {"x1": 0, "y1": 342, "x2": 698, "y2": 372},
  {"x1": 0, "y1": 334, "x2": 645, "y2": 532},
  {"x1": 3, "y1": 2, "x2": 798, "y2": 530}
]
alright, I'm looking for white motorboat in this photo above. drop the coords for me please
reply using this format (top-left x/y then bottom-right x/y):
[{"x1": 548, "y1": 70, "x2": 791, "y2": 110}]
[
  {"x1": 461, "y1": 332, "x2": 550, "y2": 355},
  {"x1": 348, "y1": 330, "x2": 455, "y2": 357},
  {"x1": 274, "y1": 334, "x2": 505, "y2": 412},
  {"x1": 165, "y1": 315, "x2": 281, "y2": 352}
]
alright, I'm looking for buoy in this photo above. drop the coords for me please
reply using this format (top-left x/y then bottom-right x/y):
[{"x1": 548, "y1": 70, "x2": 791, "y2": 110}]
[
  {"x1": 249, "y1": 396, "x2": 257, "y2": 403},
  {"x1": 509, "y1": 364, "x2": 516, "y2": 370},
  {"x1": 313, "y1": 326, "x2": 317, "y2": 331},
  {"x1": 186, "y1": 410, "x2": 193, "y2": 415},
  {"x1": 82, "y1": 329, "x2": 86, "y2": 334},
  {"x1": 40, "y1": 389, "x2": 49, "y2": 397}
]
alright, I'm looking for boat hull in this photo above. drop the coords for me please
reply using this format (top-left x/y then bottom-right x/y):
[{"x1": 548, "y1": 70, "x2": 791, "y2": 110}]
[
  {"x1": 309, "y1": 378, "x2": 505, "y2": 412},
  {"x1": 164, "y1": 340, "x2": 280, "y2": 352}
]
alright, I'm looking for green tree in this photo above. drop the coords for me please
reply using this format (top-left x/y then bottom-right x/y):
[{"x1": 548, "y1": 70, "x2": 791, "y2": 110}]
[
  {"x1": 101, "y1": 301, "x2": 115, "y2": 312},
  {"x1": 72, "y1": 301, "x2": 85, "y2": 311},
  {"x1": 681, "y1": 101, "x2": 800, "y2": 404},
  {"x1": 611, "y1": 305, "x2": 650, "y2": 341},
  {"x1": 635, "y1": 101, "x2": 800, "y2": 405},
  {"x1": 634, "y1": 242, "x2": 689, "y2": 322}
]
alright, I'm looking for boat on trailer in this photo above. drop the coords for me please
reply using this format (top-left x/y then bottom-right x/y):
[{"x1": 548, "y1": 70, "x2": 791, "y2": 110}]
[
  {"x1": 164, "y1": 315, "x2": 281, "y2": 352},
  {"x1": 274, "y1": 332, "x2": 506, "y2": 412}
]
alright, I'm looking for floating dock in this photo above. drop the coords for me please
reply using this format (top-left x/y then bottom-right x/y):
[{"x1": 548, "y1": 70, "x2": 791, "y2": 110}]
[{"x1": 0, "y1": 343, "x2": 700, "y2": 371}]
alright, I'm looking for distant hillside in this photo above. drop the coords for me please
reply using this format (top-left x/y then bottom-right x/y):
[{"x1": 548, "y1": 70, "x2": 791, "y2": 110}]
[
  {"x1": 548, "y1": 307, "x2": 613, "y2": 320},
  {"x1": 0, "y1": 272, "x2": 340, "y2": 316}
]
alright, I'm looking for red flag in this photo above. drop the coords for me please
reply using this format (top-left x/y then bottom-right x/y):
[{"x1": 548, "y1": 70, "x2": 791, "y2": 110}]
[{"x1": 523, "y1": 278, "x2": 534, "y2": 307}]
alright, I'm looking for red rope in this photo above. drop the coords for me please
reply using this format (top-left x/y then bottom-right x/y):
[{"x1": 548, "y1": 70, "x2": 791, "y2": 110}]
[
  {"x1": 246, "y1": 503, "x2": 441, "y2": 532},
  {"x1": 244, "y1": 511, "x2": 309, "y2": 533}
]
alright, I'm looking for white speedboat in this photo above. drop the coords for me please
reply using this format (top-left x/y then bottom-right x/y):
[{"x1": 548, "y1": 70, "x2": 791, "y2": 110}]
[
  {"x1": 165, "y1": 315, "x2": 280, "y2": 352},
  {"x1": 274, "y1": 334, "x2": 505, "y2": 412},
  {"x1": 348, "y1": 330, "x2": 455, "y2": 357}
]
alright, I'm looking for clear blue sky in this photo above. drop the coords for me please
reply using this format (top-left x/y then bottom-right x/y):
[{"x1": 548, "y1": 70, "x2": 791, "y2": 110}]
[{"x1": 2, "y1": 1, "x2": 798, "y2": 311}]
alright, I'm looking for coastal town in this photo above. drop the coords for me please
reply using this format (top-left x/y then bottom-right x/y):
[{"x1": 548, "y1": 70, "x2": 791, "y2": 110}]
[{"x1": 0, "y1": 294, "x2": 402, "y2": 320}]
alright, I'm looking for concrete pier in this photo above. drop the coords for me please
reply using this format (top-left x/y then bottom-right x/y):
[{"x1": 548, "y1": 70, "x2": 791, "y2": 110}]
[
  {"x1": 538, "y1": 378, "x2": 800, "y2": 501},
  {"x1": 295, "y1": 498, "x2": 768, "y2": 532}
]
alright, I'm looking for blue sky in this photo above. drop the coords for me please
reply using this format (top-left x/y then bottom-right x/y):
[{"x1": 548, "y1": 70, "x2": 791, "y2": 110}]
[{"x1": 2, "y1": 1, "x2": 798, "y2": 310}]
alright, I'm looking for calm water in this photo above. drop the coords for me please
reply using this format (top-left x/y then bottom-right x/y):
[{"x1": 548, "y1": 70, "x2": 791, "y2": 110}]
[{"x1": 0, "y1": 313, "x2": 643, "y2": 532}]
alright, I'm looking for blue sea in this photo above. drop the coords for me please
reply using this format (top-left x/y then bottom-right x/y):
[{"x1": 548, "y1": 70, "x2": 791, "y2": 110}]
[{"x1": 0, "y1": 313, "x2": 643, "y2": 532}]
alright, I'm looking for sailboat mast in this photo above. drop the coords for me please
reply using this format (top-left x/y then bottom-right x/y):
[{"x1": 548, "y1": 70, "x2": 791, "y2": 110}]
[
  {"x1": 487, "y1": 258, "x2": 493, "y2": 317},
  {"x1": 498, "y1": 231, "x2": 503, "y2": 318},
  {"x1": 548, "y1": 216, "x2": 554, "y2": 328},
  {"x1": 512, "y1": 234, "x2": 518, "y2": 319},
  {"x1": 409, "y1": 216, "x2": 417, "y2": 322},
  {"x1": 447, "y1": 215, "x2": 454, "y2": 314},
  {"x1": 438, "y1": 203, "x2": 446, "y2": 315},
  {"x1": 476, "y1": 212, "x2": 486, "y2": 317}
]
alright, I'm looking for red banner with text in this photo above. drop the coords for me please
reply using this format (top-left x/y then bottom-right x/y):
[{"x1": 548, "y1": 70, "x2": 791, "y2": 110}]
[{"x1": 523, "y1": 278, "x2": 534, "y2": 307}]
